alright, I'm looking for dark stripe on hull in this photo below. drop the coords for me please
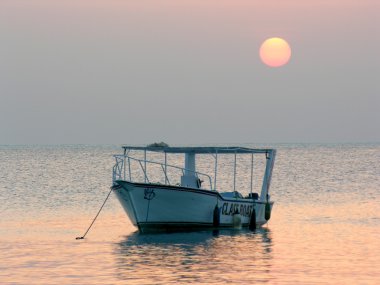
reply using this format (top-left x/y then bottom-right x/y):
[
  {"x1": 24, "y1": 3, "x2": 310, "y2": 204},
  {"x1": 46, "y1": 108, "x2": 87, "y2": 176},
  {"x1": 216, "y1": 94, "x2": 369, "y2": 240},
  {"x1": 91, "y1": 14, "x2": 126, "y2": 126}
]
[{"x1": 136, "y1": 221, "x2": 266, "y2": 233}]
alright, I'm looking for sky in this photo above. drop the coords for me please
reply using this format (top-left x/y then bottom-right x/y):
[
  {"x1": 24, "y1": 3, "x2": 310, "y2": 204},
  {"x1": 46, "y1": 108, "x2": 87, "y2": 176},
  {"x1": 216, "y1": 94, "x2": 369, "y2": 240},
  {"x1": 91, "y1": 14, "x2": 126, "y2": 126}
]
[{"x1": 1, "y1": 0, "x2": 379, "y2": 145}]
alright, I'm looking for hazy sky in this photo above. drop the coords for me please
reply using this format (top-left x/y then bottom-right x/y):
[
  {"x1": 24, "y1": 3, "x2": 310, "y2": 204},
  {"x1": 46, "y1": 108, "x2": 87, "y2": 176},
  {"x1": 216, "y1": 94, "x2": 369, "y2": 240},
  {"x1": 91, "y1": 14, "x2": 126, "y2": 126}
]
[{"x1": 1, "y1": 0, "x2": 379, "y2": 144}]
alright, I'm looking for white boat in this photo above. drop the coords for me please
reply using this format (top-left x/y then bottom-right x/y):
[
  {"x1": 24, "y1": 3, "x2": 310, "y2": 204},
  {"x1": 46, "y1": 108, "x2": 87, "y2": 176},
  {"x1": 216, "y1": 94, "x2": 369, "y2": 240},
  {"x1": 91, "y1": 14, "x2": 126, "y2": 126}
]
[{"x1": 111, "y1": 146, "x2": 276, "y2": 233}]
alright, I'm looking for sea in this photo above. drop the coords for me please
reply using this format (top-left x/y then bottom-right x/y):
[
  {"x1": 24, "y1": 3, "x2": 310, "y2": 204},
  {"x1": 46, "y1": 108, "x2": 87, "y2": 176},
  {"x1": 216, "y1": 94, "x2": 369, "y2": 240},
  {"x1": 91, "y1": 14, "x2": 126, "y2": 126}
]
[{"x1": 0, "y1": 144, "x2": 379, "y2": 284}]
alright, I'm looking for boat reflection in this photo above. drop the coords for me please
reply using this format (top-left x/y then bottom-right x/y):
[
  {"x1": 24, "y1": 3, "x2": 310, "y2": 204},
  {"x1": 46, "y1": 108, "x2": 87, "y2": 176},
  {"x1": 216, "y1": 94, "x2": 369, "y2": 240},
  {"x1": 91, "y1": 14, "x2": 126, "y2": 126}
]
[{"x1": 114, "y1": 228, "x2": 273, "y2": 284}]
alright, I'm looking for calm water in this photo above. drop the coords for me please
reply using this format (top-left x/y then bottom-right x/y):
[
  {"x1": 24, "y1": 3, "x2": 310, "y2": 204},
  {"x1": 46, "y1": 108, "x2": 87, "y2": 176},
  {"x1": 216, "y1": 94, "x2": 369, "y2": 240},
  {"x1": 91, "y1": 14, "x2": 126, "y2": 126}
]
[{"x1": 0, "y1": 144, "x2": 379, "y2": 284}]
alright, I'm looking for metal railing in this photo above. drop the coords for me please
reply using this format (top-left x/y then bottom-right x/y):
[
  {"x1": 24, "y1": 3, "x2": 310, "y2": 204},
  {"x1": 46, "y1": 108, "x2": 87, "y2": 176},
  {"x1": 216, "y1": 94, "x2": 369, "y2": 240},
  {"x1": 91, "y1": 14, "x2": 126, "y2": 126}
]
[{"x1": 112, "y1": 154, "x2": 213, "y2": 190}]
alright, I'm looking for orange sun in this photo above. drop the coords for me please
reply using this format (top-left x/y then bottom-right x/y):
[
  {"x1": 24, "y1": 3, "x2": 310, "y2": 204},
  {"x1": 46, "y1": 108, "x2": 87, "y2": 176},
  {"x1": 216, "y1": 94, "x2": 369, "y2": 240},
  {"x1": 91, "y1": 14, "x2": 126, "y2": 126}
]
[{"x1": 260, "y1": 37, "x2": 291, "y2": 67}]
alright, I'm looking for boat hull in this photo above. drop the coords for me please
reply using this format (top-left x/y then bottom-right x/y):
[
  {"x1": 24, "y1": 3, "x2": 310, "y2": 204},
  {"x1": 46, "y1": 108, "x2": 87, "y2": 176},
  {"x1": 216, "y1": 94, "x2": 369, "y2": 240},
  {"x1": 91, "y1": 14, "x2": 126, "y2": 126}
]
[{"x1": 112, "y1": 180, "x2": 273, "y2": 233}]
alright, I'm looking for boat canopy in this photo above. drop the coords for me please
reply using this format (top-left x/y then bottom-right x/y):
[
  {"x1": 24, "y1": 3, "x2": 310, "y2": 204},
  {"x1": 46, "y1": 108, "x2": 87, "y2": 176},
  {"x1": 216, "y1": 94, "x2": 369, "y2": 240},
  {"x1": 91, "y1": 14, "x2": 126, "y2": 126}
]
[
  {"x1": 115, "y1": 145, "x2": 276, "y2": 200},
  {"x1": 122, "y1": 146, "x2": 274, "y2": 154}
]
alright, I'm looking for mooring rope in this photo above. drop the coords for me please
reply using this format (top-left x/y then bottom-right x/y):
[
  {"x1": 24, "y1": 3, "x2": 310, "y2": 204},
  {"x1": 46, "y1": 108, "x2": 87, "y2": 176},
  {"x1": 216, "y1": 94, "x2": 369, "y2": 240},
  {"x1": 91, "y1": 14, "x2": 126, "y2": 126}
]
[{"x1": 76, "y1": 187, "x2": 113, "y2": 240}]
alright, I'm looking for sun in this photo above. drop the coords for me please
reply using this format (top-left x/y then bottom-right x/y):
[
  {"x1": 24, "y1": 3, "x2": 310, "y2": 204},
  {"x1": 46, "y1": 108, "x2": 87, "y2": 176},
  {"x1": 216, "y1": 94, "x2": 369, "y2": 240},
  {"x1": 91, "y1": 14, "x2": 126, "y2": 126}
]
[{"x1": 260, "y1": 37, "x2": 291, "y2": 67}]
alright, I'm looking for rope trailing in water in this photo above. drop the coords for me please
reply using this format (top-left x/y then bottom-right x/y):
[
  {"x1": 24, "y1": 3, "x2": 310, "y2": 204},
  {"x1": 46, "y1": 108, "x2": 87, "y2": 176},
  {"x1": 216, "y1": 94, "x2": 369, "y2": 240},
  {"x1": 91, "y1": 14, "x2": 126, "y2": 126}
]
[{"x1": 76, "y1": 187, "x2": 113, "y2": 240}]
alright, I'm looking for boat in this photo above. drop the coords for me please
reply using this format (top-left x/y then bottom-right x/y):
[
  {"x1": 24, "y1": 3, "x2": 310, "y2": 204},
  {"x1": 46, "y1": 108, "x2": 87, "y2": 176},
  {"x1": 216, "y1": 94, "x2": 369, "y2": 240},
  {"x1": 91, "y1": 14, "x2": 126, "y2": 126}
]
[{"x1": 111, "y1": 145, "x2": 276, "y2": 233}]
